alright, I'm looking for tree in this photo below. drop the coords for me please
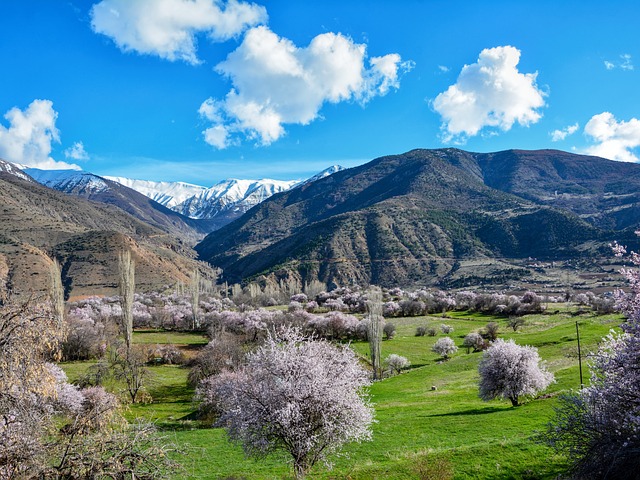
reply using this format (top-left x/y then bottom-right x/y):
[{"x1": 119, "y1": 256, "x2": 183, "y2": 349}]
[
  {"x1": 462, "y1": 332, "x2": 485, "y2": 353},
  {"x1": 432, "y1": 337, "x2": 458, "y2": 360},
  {"x1": 204, "y1": 328, "x2": 374, "y2": 479},
  {"x1": 191, "y1": 268, "x2": 200, "y2": 330},
  {"x1": 366, "y1": 286, "x2": 384, "y2": 380},
  {"x1": 0, "y1": 297, "x2": 175, "y2": 478},
  {"x1": 384, "y1": 354, "x2": 410, "y2": 375},
  {"x1": 542, "y1": 240, "x2": 640, "y2": 478},
  {"x1": 478, "y1": 338, "x2": 553, "y2": 406},
  {"x1": 118, "y1": 250, "x2": 135, "y2": 352}
]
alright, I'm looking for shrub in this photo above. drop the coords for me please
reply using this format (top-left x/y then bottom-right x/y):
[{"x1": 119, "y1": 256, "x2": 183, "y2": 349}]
[
  {"x1": 483, "y1": 322, "x2": 499, "y2": 341},
  {"x1": 440, "y1": 324, "x2": 454, "y2": 334},
  {"x1": 383, "y1": 322, "x2": 396, "y2": 340},
  {"x1": 415, "y1": 326, "x2": 427, "y2": 337}
]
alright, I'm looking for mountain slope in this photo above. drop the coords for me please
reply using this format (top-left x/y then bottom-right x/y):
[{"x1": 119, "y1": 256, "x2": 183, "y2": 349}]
[
  {"x1": 0, "y1": 171, "x2": 215, "y2": 299},
  {"x1": 195, "y1": 149, "x2": 629, "y2": 288}
]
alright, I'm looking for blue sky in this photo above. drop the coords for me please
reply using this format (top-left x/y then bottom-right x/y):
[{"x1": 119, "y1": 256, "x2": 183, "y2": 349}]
[{"x1": 0, "y1": 0, "x2": 639, "y2": 185}]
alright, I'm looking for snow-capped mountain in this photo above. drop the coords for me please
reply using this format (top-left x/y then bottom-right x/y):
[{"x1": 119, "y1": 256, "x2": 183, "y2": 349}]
[
  {"x1": 295, "y1": 165, "x2": 345, "y2": 187},
  {"x1": 26, "y1": 168, "x2": 110, "y2": 194},
  {"x1": 23, "y1": 164, "x2": 346, "y2": 230},
  {"x1": 106, "y1": 165, "x2": 345, "y2": 221},
  {"x1": 0, "y1": 158, "x2": 33, "y2": 182},
  {"x1": 176, "y1": 178, "x2": 299, "y2": 219},
  {"x1": 104, "y1": 176, "x2": 206, "y2": 209}
]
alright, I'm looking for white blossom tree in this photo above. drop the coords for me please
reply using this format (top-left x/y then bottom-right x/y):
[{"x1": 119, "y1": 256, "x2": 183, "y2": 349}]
[
  {"x1": 432, "y1": 336, "x2": 458, "y2": 360},
  {"x1": 384, "y1": 354, "x2": 410, "y2": 375},
  {"x1": 204, "y1": 328, "x2": 374, "y2": 479},
  {"x1": 478, "y1": 338, "x2": 554, "y2": 406}
]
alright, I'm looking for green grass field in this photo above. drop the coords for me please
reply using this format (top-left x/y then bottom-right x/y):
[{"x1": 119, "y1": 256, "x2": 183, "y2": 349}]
[{"x1": 60, "y1": 307, "x2": 621, "y2": 479}]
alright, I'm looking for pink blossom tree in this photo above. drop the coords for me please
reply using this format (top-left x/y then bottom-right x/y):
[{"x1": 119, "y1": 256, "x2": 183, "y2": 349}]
[
  {"x1": 205, "y1": 328, "x2": 374, "y2": 479},
  {"x1": 543, "y1": 239, "x2": 640, "y2": 477},
  {"x1": 478, "y1": 338, "x2": 554, "y2": 406}
]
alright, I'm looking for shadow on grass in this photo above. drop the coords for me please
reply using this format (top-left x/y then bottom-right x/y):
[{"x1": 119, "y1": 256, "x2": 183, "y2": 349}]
[
  {"x1": 148, "y1": 383, "x2": 194, "y2": 403},
  {"x1": 425, "y1": 406, "x2": 508, "y2": 417}
]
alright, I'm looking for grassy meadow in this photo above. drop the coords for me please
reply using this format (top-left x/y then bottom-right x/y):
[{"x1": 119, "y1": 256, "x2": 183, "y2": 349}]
[{"x1": 61, "y1": 306, "x2": 620, "y2": 479}]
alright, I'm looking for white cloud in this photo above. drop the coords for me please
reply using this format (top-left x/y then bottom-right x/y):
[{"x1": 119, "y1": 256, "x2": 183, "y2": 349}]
[
  {"x1": 550, "y1": 123, "x2": 579, "y2": 142},
  {"x1": 583, "y1": 112, "x2": 640, "y2": 162},
  {"x1": 604, "y1": 54, "x2": 634, "y2": 71},
  {"x1": 432, "y1": 45, "x2": 546, "y2": 143},
  {"x1": 64, "y1": 141, "x2": 90, "y2": 160},
  {"x1": 90, "y1": 0, "x2": 267, "y2": 64},
  {"x1": 0, "y1": 99, "x2": 81, "y2": 170},
  {"x1": 438, "y1": 65, "x2": 449, "y2": 73},
  {"x1": 200, "y1": 26, "x2": 412, "y2": 148}
]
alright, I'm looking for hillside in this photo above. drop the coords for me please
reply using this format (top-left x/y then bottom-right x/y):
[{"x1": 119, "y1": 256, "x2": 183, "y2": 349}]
[
  {"x1": 0, "y1": 171, "x2": 215, "y2": 299},
  {"x1": 195, "y1": 149, "x2": 639, "y2": 288}
]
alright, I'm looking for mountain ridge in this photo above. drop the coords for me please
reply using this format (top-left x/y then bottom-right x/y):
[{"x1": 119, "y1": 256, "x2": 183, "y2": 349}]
[{"x1": 195, "y1": 148, "x2": 640, "y2": 288}]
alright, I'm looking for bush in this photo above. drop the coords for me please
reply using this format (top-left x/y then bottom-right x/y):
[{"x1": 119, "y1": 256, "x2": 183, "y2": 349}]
[
  {"x1": 415, "y1": 326, "x2": 427, "y2": 337},
  {"x1": 426, "y1": 327, "x2": 438, "y2": 337},
  {"x1": 383, "y1": 322, "x2": 396, "y2": 340},
  {"x1": 483, "y1": 322, "x2": 499, "y2": 341},
  {"x1": 440, "y1": 324, "x2": 454, "y2": 334}
]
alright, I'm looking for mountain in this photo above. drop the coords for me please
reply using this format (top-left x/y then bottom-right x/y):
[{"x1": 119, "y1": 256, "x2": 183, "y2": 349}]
[
  {"x1": 0, "y1": 167, "x2": 216, "y2": 299},
  {"x1": 104, "y1": 176, "x2": 206, "y2": 209},
  {"x1": 0, "y1": 158, "x2": 32, "y2": 182},
  {"x1": 26, "y1": 169, "x2": 217, "y2": 243},
  {"x1": 106, "y1": 167, "x2": 344, "y2": 229},
  {"x1": 195, "y1": 149, "x2": 640, "y2": 289}
]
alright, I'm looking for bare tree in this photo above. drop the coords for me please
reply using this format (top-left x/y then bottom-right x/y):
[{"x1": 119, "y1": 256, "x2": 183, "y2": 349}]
[
  {"x1": 203, "y1": 327, "x2": 374, "y2": 479},
  {"x1": 118, "y1": 250, "x2": 135, "y2": 352},
  {"x1": 366, "y1": 286, "x2": 384, "y2": 380},
  {"x1": 478, "y1": 338, "x2": 554, "y2": 406}
]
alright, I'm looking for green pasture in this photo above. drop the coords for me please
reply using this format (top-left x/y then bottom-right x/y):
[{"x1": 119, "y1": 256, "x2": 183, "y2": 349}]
[{"x1": 60, "y1": 308, "x2": 622, "y2": 479}]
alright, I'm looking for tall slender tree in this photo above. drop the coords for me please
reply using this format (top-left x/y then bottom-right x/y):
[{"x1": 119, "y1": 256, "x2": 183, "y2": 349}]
[
  {"x1": 49, "y1": 257, "x2": 65, "y2": 332},
  {"x1": 366, "y1": 286, "x2": 384, "y2": 380},
  {"x1": 191, "y1": 268, "x2": 200, "y2": 330},
  {"x1": 118, "y1": 250, "x2": 135, "y2": 352}
]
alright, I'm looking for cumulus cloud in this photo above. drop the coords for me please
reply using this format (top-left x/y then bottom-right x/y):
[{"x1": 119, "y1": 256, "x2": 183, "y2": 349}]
[
  {"x1": 0, "y1": 100, "x2": 81, "y2": 170},
  {"x1": 199, "y1": 26, "x2": 412, "y2": 147},
  {"x1": 604, "y1": 54, "x2": 633, "y2": 71},
  {"x1": 432, "y1": 45, "x2": 546, "y2": 143},
  {"x1": 64, "y1": 141, "x2": 90, "y2": 160},
  {"x1": 550, "y1": 123, "x2": 579, "y2": 142},
  {"x1": 583, "y1": 112, "x2": 640, "y2": 162},
  {"x1": 90, "y1": 0, "x2": 267, "y2": 64}
]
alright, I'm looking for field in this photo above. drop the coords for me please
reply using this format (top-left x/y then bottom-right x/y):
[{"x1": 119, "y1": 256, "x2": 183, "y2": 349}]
[{"x1": 61, "y1": 306, "x2": 620, "y2": 479}]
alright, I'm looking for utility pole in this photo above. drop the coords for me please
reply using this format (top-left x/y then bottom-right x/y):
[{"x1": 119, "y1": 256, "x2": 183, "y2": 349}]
[{"x1": 576, "y1": 321, "x2": 583, "y2": 388}]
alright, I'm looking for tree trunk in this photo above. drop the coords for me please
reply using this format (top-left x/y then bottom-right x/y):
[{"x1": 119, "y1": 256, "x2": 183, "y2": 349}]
[{"x1": 510, "y1": 395, "x2": 519, "y2": 407}]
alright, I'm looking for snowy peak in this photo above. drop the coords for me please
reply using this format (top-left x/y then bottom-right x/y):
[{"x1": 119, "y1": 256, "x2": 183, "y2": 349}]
[
  {"x1": 296, "y1": 165, "x2": 345, "y2": 187},
  {"x1": 0, "y1": 158, "x2": 33, "y2": 182},
  {"x1": 104, "y1": 176, "x2": 206, "y2": 209},
  {"x1": 25, "y1": 169, "x2": 110, "y2": 194},
  {"x1": 177, "y1": 178, "x2": 298, "y2": 219}
]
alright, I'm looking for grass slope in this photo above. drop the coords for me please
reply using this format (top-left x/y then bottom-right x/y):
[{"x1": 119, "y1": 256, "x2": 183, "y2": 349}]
[{"x1": 61, "y1": 307, "x2": 620, "y2": 479}]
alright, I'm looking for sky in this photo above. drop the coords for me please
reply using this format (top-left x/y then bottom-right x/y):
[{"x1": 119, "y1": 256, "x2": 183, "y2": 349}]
[{"x1": 1, "y1": 0, "x2": 639, "y2": 185}]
